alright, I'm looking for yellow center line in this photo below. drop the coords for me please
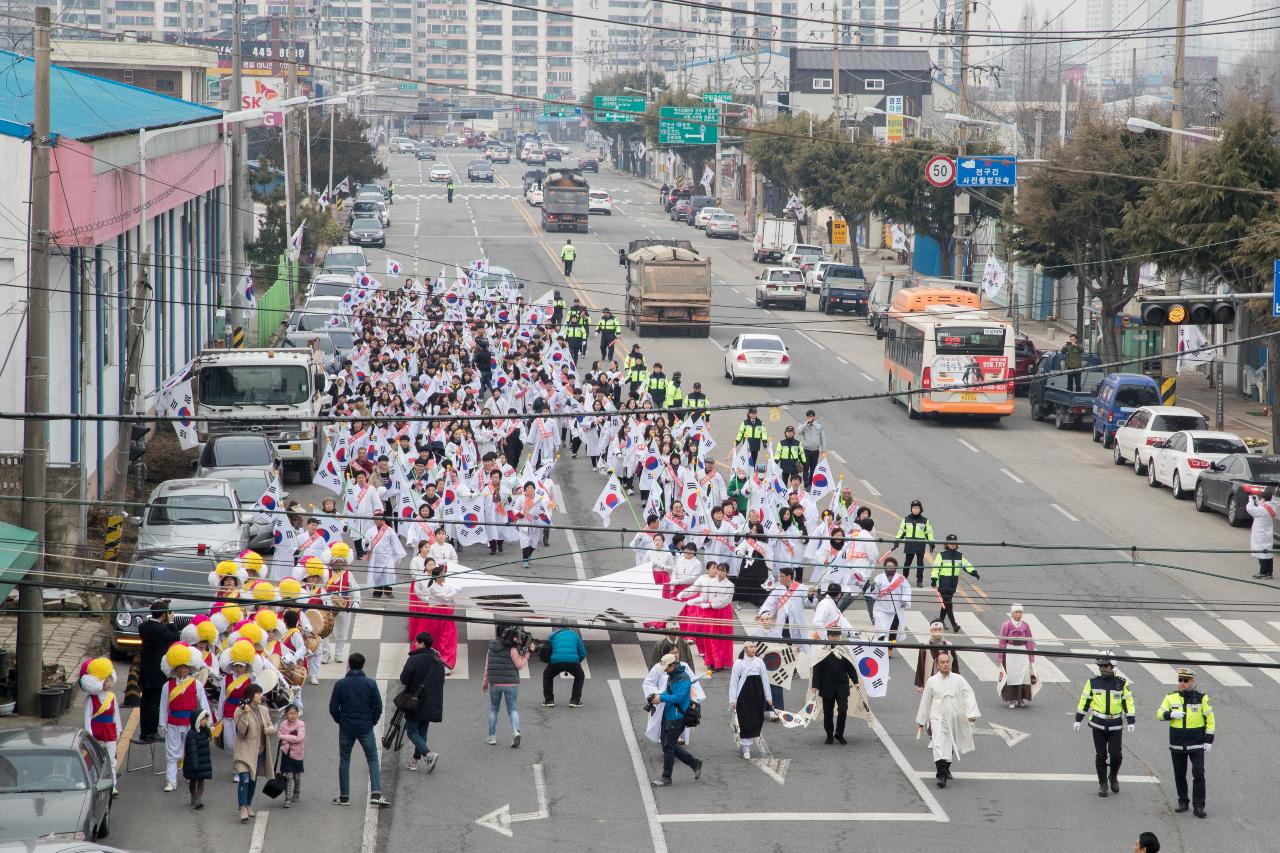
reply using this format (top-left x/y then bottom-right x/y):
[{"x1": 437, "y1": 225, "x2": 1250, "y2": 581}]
[
  {"x1": 115, "y1": 702, "x2": 140, "y2": 771},
  {"x1": 509, "y1": 196, "x2": 597, "y2": 310}
]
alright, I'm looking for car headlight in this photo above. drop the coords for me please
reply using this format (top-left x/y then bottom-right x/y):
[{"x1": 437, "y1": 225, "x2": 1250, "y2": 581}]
[
  {"x1": 114, "y1": 610, "x2": 134, "y2": 629},
  {"x1": 215, "y1": 541, "x2": 242, "y2": 557},
  {"x1": 43, "y1": 832, "x2": 87, "y2": 841}
]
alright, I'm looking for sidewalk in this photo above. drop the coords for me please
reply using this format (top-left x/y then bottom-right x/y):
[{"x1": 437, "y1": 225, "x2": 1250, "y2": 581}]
[
  {"x1": 0, "y1": 614, "x2": 110, "y2": 727},
  {"x1": 1016, "y1": 316, "x2": 1273, "y2": 443}
]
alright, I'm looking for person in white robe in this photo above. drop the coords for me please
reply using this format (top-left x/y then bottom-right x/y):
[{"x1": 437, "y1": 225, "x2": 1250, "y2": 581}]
[
  {"x1": 641, "y1": 660, "x2": 706, "y2": 744},
  {"x1": 346, "y1": 471, "x2": 382, "y2": 558},
  {"x1": 871, "y1": 557, "x2": 912, "y2": 656},
  {"x1": 427, "y1": 526, "x2": 459, "y2": 568},
  {"x1": 510, "y1": 482, "x2": 550, "y2": 567},
  {"x1": 362, "y1": 510, "x2": 406, "y2": 596},
  {"x1": 915, "y1": 652, "x2": 980, "y2": 788},
  {"x1": 729, "y1": 646, "x2": 771, "y2": 759}
]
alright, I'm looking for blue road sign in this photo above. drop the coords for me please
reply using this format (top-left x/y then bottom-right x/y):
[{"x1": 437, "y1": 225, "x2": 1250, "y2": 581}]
[
  {"x1": 955, "y1": 155, "x2": 1016, "y2": 188},
  {"x1": 1273, "y1": 259, "x2": 1280, "y2": 317}
]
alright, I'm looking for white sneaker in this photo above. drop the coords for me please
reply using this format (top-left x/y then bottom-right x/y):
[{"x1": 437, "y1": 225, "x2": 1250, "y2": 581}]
[
  {"x1": 740, "y1": 747, "x2": 750, "y2": 760},
  {"x1": 486, "y1": 735, "x2": 497, "y2": 745},
  {"x1": 163, "y1": 782, "x2": 175, "y2": 792},
  {"x1": 310, "y1": 675, "x2": 320, "y2": 685},
  {"x1": 407, "y1": 759, "x2": 419, "y2": 771}
]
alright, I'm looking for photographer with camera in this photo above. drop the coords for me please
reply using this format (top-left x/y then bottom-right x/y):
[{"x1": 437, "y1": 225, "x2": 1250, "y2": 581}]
[{"x1": 483, "y1": 624, "x2": 535, "y2": 747}]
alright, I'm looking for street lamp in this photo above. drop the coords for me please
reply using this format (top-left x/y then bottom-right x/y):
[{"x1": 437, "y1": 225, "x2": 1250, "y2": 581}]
[
  {"x1": 765, "y1": 100, "x2": 813, "y2": 138},
  {"x1": 1124, "y1": 116, "x2": 1220, "y2": 142}
]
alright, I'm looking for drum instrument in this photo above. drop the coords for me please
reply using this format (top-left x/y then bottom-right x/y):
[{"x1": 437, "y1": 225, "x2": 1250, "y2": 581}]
[
  {"x1": 282, "y1": 662, "x2": 308, "y2": 687},
  {"x1": 304, "y1": 633, "x2": 321, "y2": 654},
  {"x1": 257, "y1": 668, "x2": 292, "y2": 710},
  {"x1": 306, "y1": 608, "x2": 335, "y2": 639}
]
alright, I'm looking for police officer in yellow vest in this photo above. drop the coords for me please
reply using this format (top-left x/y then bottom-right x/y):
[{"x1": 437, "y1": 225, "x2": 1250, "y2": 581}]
[
  {"x1": 561, "y1": 239, "x2": 577, "y2": 276},
  {"x1": 596, "y1": 307, "x2": 620, "y2": 360},
  {"x1": 551, "y1": 291, "x2": 567, "y2": 327},
  {"x1": 774, "y1": 425, "x2": 804, "y2": 484},
  {"x1": 686, "y1": 381, "x2": 709, "y2": 421},
  {"x1": 564, "y1": 302, "x2": 589, "y2": 361},
  {"x1": 624, "y1": 345, "x2": 646, "y2": 397},
  {"x1": 1073, "y1": 652, "x2": 1135, "y2": 798},
  {"x1": 930, "y1": 534, "x2": 979, "y2": 632},
  {"x1": 645, "y1": 362, "x2": 668, "y2": 405},
  {"x1": 663, "y1": 371, "x2": 686, "y2": 410},
  {"x1": 734, "y1": 407, "x2": 768, "y2": 467},
  {"x1": 1158, "y1": 668, "x2": 1215, "y2": 818}
]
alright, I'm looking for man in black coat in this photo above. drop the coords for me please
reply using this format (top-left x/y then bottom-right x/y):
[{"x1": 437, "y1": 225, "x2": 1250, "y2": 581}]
[
  {"x1": 137, "y1": 600, "x2": 180, "y2": 742},
  {"x1": 811, "y1": 631, "x2": 860, "y2": 745},
  {"x1": 329, "y1": 652, "x2": 390, "y2": 807},
  {"x1": 398, "y1": 632, "x2": 446, "y2": 773}
]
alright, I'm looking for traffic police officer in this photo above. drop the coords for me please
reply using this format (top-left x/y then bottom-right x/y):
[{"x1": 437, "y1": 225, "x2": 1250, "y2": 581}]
[
  {"x1": 561, "y1": 239, "x2": 577, "y2": 276},
  {"x1": 1073, "y1": 652, "x2": 1135, "y2": 797},
  {"x1": 663, "y1": 371, "x2": 686, "y2": 410},
  {"x1": 892, "y1": 500, "x2": 936, "y2": 587},
  {"x1": 645, "y1": 362, "x2": 668, "y2": 406},
  {"x1": 596, "y1": 307, "x2": 620, "y2": 360},
  {"x1": 686, "y1": 381, "x2": 709, "y2": 421},
  {"x1": 1157, "y1": 668, "x2": 1215, "y2": 818},
  {"x1": 551, "y1": 291, "x2": 567, "y2": 327},
  {"x1": 930, "y1": 534, "x2": 978, "y2": 632},
  {"x1": 734, "y1": 407, "x2": 768, "y2": 468},
  {"x1": 564, "y1": 302, "x2": 589, "y2": 361},
  {"x1": 774, "y1": 425, "x2": 803, "y2": 485},
  {"x1": 624, "y1": 345, "x2": 647, "y2": 397}
]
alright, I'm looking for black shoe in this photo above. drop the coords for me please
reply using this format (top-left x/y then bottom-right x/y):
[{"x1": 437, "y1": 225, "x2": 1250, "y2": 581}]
[
  {"x1": 651, "y1": 777, "x2": 672, "y2": 787},
  {"x1": 1098, "y1": 783, "x2": 1108, "y2": 798},
  {"x1": 1110, "y1": 779, "x2": 1119, "y2": 793},
  {"x1": 824, "y1": 735, "x2": 834, "y2": 745},
  {"x1": 1253, "y1": 573, "x2": 1273, "y2": 579},
  {"x1": 1194, "y1": 807, "x2": 1206, "y2": 818},
  {"x1": 834, "y1": 735, "x2": 847, "y2": 745},
  {"x1": 692, "y1": 760, "x2": 703, "y2": 780},
  {"x1": 936, "y1": 775, "x2": 947, "y2": 788},
  {"x1": 951, "y1": 623, "x2": 961, "y2": 633},
  {"x1": 1175, "y1": 802, "x2": 1190, "y2": 813},
  {"x1": 372, "y1": 590, "x2": 383, "y2": 598}
]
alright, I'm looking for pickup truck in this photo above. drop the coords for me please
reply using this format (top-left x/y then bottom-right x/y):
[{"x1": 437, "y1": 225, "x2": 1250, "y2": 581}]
[
  {"x1": 816, "y1": 263, "x2": 869, "y2": 314},
  {"x1": 1027, "y1": 350, "x2": 1105, "y2": 429}
]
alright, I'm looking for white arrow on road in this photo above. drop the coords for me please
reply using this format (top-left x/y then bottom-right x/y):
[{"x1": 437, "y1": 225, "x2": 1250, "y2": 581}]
[
  {"x1": 475, "y1": 763, "x2": 550, "y2": 837},
  {"x1": 973, "y1": 722, "x2": 1030, "y2": 748},
  {"x1": 748, "y1": 733, "x2": 790, "y2": 784}
]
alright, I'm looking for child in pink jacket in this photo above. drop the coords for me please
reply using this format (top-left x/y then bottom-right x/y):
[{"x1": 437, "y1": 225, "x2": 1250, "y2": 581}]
[{"x1": 277, "y1": 704, "x2": 306, "y2": 806}]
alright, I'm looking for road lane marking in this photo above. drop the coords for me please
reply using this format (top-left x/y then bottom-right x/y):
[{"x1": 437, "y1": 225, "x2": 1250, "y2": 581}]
[
  {"x1": 609, "y1": 680, "x2": 670, "y2": 853},
  {"x1": 836, "y1": 356, "x2": 849, "y2": 365},
  {"x1": 859, "y1": 478, "x2": 880, "y2": 496},
  {"x1": 1050, "y1": 503, "x2": 1078, "y2": 521},
  {"x1": 912, "y1": 771, "x2": 1159, "y2": 784},
  {"x1": 1217, "y1": 620, "x2": 1280, "y2": 684},
  {"x1": 564, "y1": 528, "x2": 587, "y2": 580},
  {"x1": 1000, "y1": 468, "x2": 1024, "y2": 483},
  {"x1": 859, "y1": 372, "x2": 875, "y2": 382},
  {"x1": 353, "y1": 613, "x2": 384, "y2": 640},
  {"x1": 249, "y1": 811, "x2": 270, "y2": 853},
  {"x1": 1109, "y1": 616, "x2": 1180, "y2": 682},
  {"x1": 612, "y1": 643, "x2": 652, "y2": 679},
  {"x1": 797, "y1": 331, "x2": 824, "y2": 349},
  {"x1": 828, "y1": 450, "x2": 846, "y2": 464},
  {"x1": 361, "y1": 679, "x2": 392, "y2": 853},
  {"x1": 956, "y1": 438, "x2": 980, "y2": 454}
]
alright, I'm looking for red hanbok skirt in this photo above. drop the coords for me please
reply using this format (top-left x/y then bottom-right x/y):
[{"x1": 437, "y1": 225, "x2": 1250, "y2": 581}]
[{"x1": 408, "y1": 587, "x2": 458, "y2": 670}]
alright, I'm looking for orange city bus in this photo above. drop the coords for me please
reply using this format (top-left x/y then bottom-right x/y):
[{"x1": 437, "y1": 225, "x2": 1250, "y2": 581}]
[{"x1": 883, "y1": 288, "x2": 1016, "y2": 421}]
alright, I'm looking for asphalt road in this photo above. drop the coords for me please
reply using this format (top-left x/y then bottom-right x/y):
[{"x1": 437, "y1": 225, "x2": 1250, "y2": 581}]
[{"x1": 102, "y1": 147, "x2": 1280, "y2": 853}]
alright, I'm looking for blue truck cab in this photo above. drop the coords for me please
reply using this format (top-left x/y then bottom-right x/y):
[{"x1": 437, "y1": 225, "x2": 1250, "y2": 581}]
[{"x1": 1091, "y1": 373, "x2": 1161, "y2": 446}]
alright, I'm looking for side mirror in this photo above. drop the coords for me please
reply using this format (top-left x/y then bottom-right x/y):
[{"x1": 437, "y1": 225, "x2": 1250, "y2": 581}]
[{"x1": 126, "y1": 516, "x2": 142, "y2": 526}]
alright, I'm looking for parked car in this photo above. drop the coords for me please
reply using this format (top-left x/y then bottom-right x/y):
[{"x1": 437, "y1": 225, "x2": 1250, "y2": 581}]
[
  {"x1": 323, "y1": 245, "x2": 367, "y2": 272},
  {"x1": 1090, "y1": 373, "x2": 1162, "y2": 446},
  {"x1": 209, "y1": 466, "x2": 280, "y2": 550},
  {"x1": 816, "y1": 264, "x2": 869, "y2": 315},
  {"x1": 805, "y1": 260, "x2": 840, "y2": 293},
  {"x1": 588, "y1": 190, "x2": 613, "y2": 214},
  {"x1": 1012, "y1": 336, "x2": 1040, "y2": 395},
  {"x1": 0, "y1": 728, "x2": 115, "y2": 842},
  {"x1": 349, "y1": 198, "x2": 389, "y2": 227},
  {"x1": 578, "y1": 157, "x2": 599, "y2": 173},
  {"x1": 525, "y1": 185, "x2": 544, "y2": 206},
  {"x1": 415, "y1": 146, "x2": 436, "y2": 160},
  {"x1": 545, "y1": 146, "x2": 562, "y2": 161},
  {"x1": 705, "y1": 212, "x2": 740, "y2": 239},
  {"x1": 283, "y1": 329, "x2": 349, "y2": 374},
  {"x1": 347, "y1": 216, "x2": 386, "y2": 248},
  {"x1": 288, "y1": 296, "x2": 344, "y2": 333},
  {"x1": 357, "y1": 183, "x2": 391, "y2": 203},
  {"x1": 781, "y1": 243, "x2": 826, "y2": 271},
  {"x1": 754, "y1": 267, "x2": 807, "y2": 309},
  {"x1": 671, "y1": 198, "x2": 693, "y2": 222},
  {"x1": 1027, "y1": 350, "x2": 1105, "y2": 429},
  {"x1": 306, "y1": 272, "x2": 356, "y2": 299},
  {"x1": 468, "y1": 160, "x2": 494, "y2": 181},
  {"x1": 1194, "y1": 453, "x2": 1280, "y2": 525},
  {"x1": 429, "y1": 165, "x2": 452, "y2": 182},
  {"x1": 131, "y1": 478, "x2": 264, "y2": 557},
  {"x1": 194, "y1": 433, "x2": 277, "y2": 476},
  {"x1": 663, "y1": 187, "x2": 691, "y2": 211},
  {"x1": 1149, "y1": 430, "x2": 1250, "y2": 498},
  {"x1": 686, "y1": 195, "x2": 715, "y2": 224},
  {"x1": 694, "y1": 206, "x2": 726, "y2": 229},
  {"x1": 390, "y1": 136, "x2": 416, "y2": 153},
  {"x1": 724, "y1": 333, "x2": 791, "y2": 386},
  {"x1": 109, "y1": 551, "x2": 216, "y2": 654},
  {"x1": 1112, "y1": 405, "x2": 1209, "y2": 474}
]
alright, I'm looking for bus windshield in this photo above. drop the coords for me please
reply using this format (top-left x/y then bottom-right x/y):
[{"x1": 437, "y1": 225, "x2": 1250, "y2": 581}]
[{"x1": 935, "y1": 326, "x2": 1006, "y2": 354}]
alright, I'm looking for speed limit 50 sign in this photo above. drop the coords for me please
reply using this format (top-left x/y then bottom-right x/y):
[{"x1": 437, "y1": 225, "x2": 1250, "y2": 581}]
[{"x1": 925, "y1": 155, "x2": 956, "y2": 188}]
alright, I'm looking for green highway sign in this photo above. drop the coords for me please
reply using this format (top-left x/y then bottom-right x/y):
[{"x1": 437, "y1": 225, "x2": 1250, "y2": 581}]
[
  {"x1": 398, "y1": 82, "x2": 419, "y2": 91},
  {"x1": 542, "y1": 105, "x2": 577, "y2": 118},
  {"x1": 660, "y1": 105, "x2": 720, "y2": 123},
  {"x1": 702, "y1": 91, "x2": 733, "y2": 104},
  {"x1": 659, "y1": 119, "x2": 718, "y2": 145},
  {"x1": 595, "y1": 95, "x2": 646, "y2": 113},
  {"x1": 594, "y1": 110, "x2": 635, "y2": 123}
]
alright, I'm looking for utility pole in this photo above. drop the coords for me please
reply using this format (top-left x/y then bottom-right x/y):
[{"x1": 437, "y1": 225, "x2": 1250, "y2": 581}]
[
  {"x1": 952, "y1": 0, "x2": 972, "y2": 280},
  {"x1": 1161, "y1": 0, "x2": 1189, "y2": 402},
  {"x1": 831, "y1": 0, "x2": 840, "y2": 132},
  {"x1": 1130, "y1": 47, "x2": 1138, "y2": 114},
  {"x1": 229, "y1": 0, "x2": 245, "y2": 338},
  {"x1": 16, "y1": 5, "x2": 51, "y2": 718},
  {"x1": 1032, "y1": 109, "x2": 1044, "y2": 160},
  {"x1": 285, "y1": 2, "x2": 299, "y2": 298}
]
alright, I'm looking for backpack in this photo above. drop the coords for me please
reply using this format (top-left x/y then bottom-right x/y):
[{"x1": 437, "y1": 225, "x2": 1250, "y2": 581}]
[{"x1": 681, "y1": 699, "x2": 702, "y2": 728}]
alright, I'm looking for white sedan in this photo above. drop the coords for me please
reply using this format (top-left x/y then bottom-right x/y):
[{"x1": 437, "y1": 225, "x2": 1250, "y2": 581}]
[
  {"x1": 428, "y1": 165, "x2": 452, "y2": 182},
  {"x1": 1112, "y1": 405, "x2": 1208, "y2": 474},
  {"x1": 525, "y1": 185, "x2": 544, "y2": 206},
  {"x1": 1148, "y1": 430, "x2": 1249, "y2": 498},
  {"x1": 588, "y1": 190, "x2": 613, "y2": 214},
  {"x1": 724, "y1": 333, "x2": 790, "y2": 386}
]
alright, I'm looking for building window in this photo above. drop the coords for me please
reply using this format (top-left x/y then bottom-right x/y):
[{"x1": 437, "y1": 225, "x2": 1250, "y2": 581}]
[
  {"x1": 812, "y1": 77, "x2": 832, "y2": 90},
  {"x1": 864, "y1": 78, "x2": 884, "y2": 91}
]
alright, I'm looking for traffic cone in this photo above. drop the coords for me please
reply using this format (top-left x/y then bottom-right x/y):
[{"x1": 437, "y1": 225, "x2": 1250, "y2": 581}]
[{"x1": 122, "y1": 656, "x2": 141, "y2": 707}]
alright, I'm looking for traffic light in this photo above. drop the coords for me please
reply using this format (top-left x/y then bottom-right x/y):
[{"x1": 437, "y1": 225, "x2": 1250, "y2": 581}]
[
  {"x1": 1139, "y1": 299, "x2": 1236, "y2": 326},
  {"x1": 128, "y1": 422, "x2": 149, "y2": 463}
]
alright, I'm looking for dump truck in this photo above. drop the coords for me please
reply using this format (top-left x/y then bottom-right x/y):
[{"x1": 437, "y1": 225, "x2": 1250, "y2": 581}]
[
  {"x1": 541, "y1": 168, "x2": 589, "y2": 232},
  {"x1": 624, "y1": 239, "x2": 712, "y2": 337}
]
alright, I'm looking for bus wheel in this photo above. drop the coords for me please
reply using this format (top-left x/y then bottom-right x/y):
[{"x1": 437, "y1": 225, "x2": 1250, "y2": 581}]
[{"x1": 906, "y1": 386, "x2": 921, "y2": 420}]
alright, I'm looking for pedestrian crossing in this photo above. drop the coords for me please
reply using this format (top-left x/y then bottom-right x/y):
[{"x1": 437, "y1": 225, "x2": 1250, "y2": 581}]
[{"x1": 336, "y1": 607, "x2": 1280, "y2": 694}]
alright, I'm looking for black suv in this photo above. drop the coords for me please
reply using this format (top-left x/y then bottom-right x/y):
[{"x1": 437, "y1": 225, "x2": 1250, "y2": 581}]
[
  {"x1": 468, "y1": 160, "x2": 494, "y2": 182},
  {"x1": 578, "y1": 157, "x2": 599, "y2": 173}
]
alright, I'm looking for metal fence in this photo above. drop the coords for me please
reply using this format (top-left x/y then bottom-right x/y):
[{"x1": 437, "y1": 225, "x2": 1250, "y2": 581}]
[{"x1": 255, "y1": 277, "x2": 291, "y2": 346}]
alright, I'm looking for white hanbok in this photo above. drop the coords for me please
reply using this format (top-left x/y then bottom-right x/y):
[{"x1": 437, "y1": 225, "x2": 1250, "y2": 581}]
[
  {"x1": 362, "y1": 523, "x2": 407, "y2": 587},
  {"x1": 915, "y1": 671, "x2": 980, "y2": 761},
  {"x1": 871, "y1": 570, "x2": 912, "y2": 633}
]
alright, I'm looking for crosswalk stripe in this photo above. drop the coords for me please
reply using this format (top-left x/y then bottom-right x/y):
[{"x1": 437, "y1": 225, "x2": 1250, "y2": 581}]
[
  {"x1": 957, "y1": 611, "x2": 1070, "y2": 683},
  {"x1": 612, "y1": 643, "x2": 652, "y2": 679},
  {"x1": 1109, "y1": 616, "x2": 1180, "y2": 683},
  {"x1": 1021, "y1": 613, "x2": 1063, "y2": 645},
  {"x1": 1216, "y1": 620, "x2": 1280, "y2": 685},
  {"x1": 352, "y1": 612, "x2": 383, "y2": 640},
  {"x1": 1060, "y1": 613, "x2": 1168, "y2": 682},
  {"x1": 451, "y1": 642, "x2": 470, "y2": 680},
  {"x1": 375, "y1": 641, "x2": 402, "y2": 681},
  {"x1": 951, "y1": 613, "x2": 1002, "y2": 682},
  {"x1": 1165, "y1": 618, "x2": 1252, "y2": 687}
]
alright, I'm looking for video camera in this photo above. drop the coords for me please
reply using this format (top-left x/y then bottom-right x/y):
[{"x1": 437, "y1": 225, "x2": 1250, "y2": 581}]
[{"x1": 498, "y1": 623, "x2": 534, "y2": 655}]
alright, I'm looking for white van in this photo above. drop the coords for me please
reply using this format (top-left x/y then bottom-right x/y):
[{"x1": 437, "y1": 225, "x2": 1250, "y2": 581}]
[{"x1": 868, "y1": 273, "x2": 911, "y2": 337}]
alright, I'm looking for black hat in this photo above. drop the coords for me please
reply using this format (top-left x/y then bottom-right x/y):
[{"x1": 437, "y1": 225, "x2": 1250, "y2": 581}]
[{"x1": 945, "y1": 533, "x2": 958, "y2": 543}]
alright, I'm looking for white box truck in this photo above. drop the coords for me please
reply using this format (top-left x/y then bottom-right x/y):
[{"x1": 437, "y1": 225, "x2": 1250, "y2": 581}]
[
  {"x1": 752, "y1": 216, "x2": 800, "y2": 263},
  {"x1": 191, "y1": 348, "x2": 328, "y2": 480}
]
